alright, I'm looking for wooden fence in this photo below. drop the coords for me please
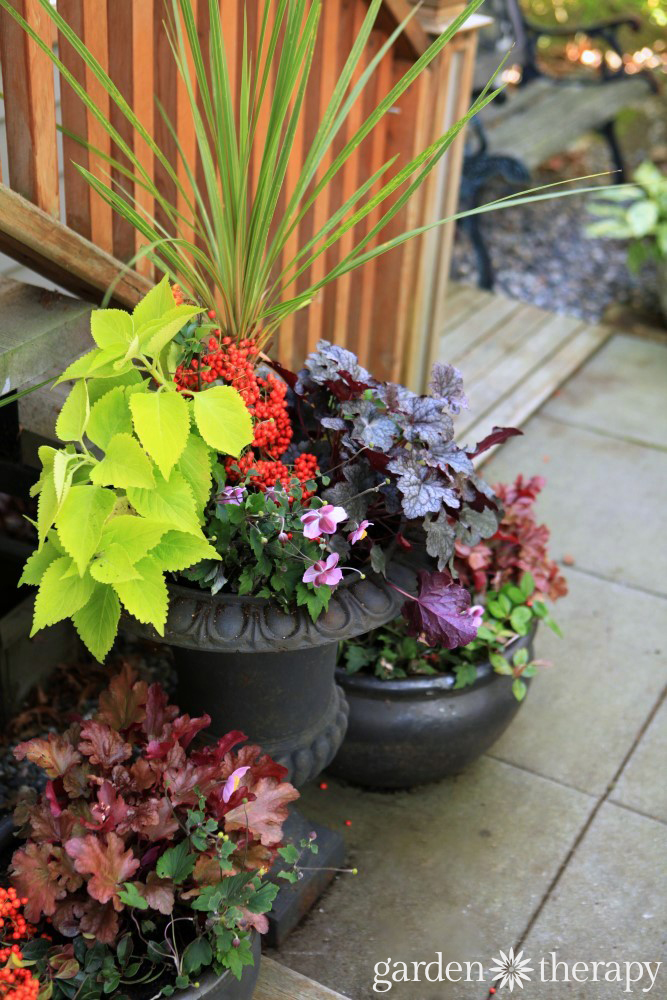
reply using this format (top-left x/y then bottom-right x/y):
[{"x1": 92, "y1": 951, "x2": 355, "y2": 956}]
[{"x1": 0, "y1": 0, "x2": 482, "y2": 386}]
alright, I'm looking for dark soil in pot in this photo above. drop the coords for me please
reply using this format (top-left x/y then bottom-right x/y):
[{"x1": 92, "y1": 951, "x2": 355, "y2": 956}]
[{"x1": 328, "y1": 627, "x2": 536, "y2": 789}]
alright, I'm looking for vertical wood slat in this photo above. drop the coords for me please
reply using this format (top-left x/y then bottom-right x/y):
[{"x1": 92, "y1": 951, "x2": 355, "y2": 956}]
[
  {"x1": 82, "y1": 0, "x2": 113, "y2": 254},
  {"x1": 58, "y1": 0, "x2": 91, "y2": 240},
  {"x1": 0, "y1": 0, "x2": 59, "y2": 216},
  {"x1": 108, "y1": 0, "x2": 137, "y2": 263},
  {"x1": 132, "y1": 0, "x2": 155, "y2": 280}
]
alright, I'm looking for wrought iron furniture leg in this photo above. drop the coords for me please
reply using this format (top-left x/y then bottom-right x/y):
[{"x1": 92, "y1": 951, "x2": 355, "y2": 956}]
[{"x1": 597, "y1": 119, "x2": 627, "y2": 183}]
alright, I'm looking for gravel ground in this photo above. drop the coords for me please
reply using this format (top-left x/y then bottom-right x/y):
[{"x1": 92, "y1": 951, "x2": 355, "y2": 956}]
[{"x1": 451, "y1": 102, "x2": 665, "y2": 325}]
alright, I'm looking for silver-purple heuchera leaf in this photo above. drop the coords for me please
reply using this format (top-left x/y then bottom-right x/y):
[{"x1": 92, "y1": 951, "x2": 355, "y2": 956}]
[
  {"x1": 402, "y1": 570, "x2": 477, "y2": 648},
  {"x1": 456, "y1": 505, "x2": 500, "y2": 546},
  {"x1": 388, "y1": 454, "x2": 461, "y2": 519},
  {"x1": 430, "y1": 362, "x2": 468, "y2": 414},
  {"x1": 398, "y1": 394, "x2": 454, "y2": 446},
  {"x1": 424, "y1": 511, "x2": 457, "y2": 570},
  {"x1": 323, "y1": 462, "x2": 379, "y2": 525},
  {"x1": 296, "y1": 340, "x2": 373, "y2": 393},
  {"x1": 423, "y1": 440, "x2": 474, "y2": 476}
]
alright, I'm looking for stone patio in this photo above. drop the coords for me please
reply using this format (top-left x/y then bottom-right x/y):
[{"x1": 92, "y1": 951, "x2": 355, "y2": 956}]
[{"x1": 268, "y1": 332, "x2": 667, "y2": 999}]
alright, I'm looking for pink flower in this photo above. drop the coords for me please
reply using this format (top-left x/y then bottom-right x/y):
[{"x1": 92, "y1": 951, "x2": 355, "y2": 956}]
[
  {"x1": 302, "y1": 552, "x2": 343, "y2": 588},
  {"x1": 300, "y1": 504, "x2": 347, "y2": 539},
  {"x1": 218, "y1": 486, "x2": 244, "y2": 506},
  {"x1": 465, "y1": 604, "x2": 485, "y2": 629},
  {"x1": 222, "y1": 765, "x2": 251, "y2": 803},
  {"x1": 348, "y1": 520, "x2": 372, "y2": 545}
]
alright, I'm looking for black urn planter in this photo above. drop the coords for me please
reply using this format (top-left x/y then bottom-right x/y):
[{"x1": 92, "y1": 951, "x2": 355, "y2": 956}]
[
  {"x1": 124, "y1": 564, "x2": 414, "y2": 943},
  {"x1": 175, "y1": 934, "x2": 260, "y2": 1000},
  {"x1": 328, "y1": 627, "x2": 536, "y2": 790}
]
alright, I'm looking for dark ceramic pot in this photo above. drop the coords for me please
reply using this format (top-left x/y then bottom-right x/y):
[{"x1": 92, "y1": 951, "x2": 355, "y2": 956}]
[
  {"x1": 328, "y1": 627, "x2": 536, "y2": 789},
  {"x1": 125, "y1": 565, "x2": 414, "y2": 787},
  {"x1": 176, "y1": 934, "x2": 260, "y2": 1000}
]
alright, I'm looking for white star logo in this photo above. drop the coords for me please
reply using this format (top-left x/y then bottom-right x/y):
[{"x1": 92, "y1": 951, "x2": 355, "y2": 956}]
[{"x1": 489, "y1": 947, "x2": 533, "y2": 991}]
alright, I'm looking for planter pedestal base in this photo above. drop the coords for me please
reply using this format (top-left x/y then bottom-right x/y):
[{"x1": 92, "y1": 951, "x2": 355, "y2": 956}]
[{"x1": 265, "y1": 810, "x2": 345, "y2": 948}]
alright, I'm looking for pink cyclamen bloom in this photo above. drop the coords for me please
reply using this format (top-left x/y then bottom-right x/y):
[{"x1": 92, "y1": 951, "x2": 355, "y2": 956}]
[
  {"x1": 300, "y1": 504, "x2": 347, "y2": 539},
  {"x1": 218, "y1": 486, "x2": 245, "y2": 506},
  {"x1": 465, "y1": 604, "x2": 485, "y2": 629},
  {"x1": 302, "y1": 552, "x2": 343, "y2": 588},
  {"x1": 222, "y1": 765, "x2": 251, "y2": 803},
  {"x1": 348, "y1": 520, "x2": 373, "y2": 545}
]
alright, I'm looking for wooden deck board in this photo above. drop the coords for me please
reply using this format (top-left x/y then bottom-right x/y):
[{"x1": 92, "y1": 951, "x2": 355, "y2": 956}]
[
  {"x1": 435, "y1": 283, "x2": 614, "y2": 461},
  {"x1": 256, "y1": 958, "x2": 350, "y2": 1000}
]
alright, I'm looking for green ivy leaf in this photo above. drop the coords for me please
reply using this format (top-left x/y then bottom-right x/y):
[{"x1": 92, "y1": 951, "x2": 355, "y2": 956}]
[
  {"x1": 129, "y1": 390, "x2": 190, "y2": 479},
  {"x1": 114, "y1": 555, "x2": 168, "y2": 633},
  {"x1": 127, "y1": 470, "x2": 201, "y2": 536},
  {"x1": 156, "y1": 842, "x2": 196, "y2": 884},
  {"x1": 90, "y1": 433, "x2": 155, "y2": 490},
  {"x1": 86, "y1": 387, "x2": 134, "y2": 451},
  {"x1": 57, "y1": 485, "x2": 117, "y2": 575},
  {"x1": 72, "y1": 583, "x2": 121, "y2": 662},
  {"x1": 192, "y1": 385, "x2": 253, "y2": 458},
  {"x1": 32, "y1": 556, "x2": 95, "y2": 633},
  {"x1": 55, "y1": 380, "x2": 90, "y2": 442}
]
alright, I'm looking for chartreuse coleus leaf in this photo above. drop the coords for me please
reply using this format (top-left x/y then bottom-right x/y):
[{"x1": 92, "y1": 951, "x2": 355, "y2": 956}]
[
  {"x1": 87, "y1": 367, "x2": 142, "y2": 406},
  {"x1": 131, "y1": 275, "x2": 174, "y2": 330},
  {"x1": 137, "y1": 306, "x2": 202, "y2": 357},
  {"x1": 56, "y1": 485, "x2": 117, "y2": 575},
  {"x1": 90, "y1": 543, "x2": 142, "y2": 584},
  {"x1": 126, "y1": 470, "x2": 201, "y2": 535},
  {"x1": 19, "y1": 537, "x2": 60, "y2": 586},
  {"x1": 114, "y1": 554, "x2": 168, "y2": 633},
  {"x1": 192, "y1": 386, "x2": 253, "y2": 458},
  {"x1": 72, "y1": 582, "x2": 121, "y2": 662},
  {"x1": 177, "y1": 433, "x2": 213, "y2": 513},
  {"x1": 99, "y1": 515, "x2": 167, "y2": 562},
  {"x1": 129, "y1": 389, "x2": 190, "y2": 479},
  {"x1": 30, "y1": 445, "x2": 57, "y2": 498},
  {"x1": 86, "y1": 386, "x2": 134, "y2": 451},
  {"x1": 147, "y1": 530, "x2": 219, "y2": 573},
  {"x1": 55, "y1": 379, "x2": 90, "y2": 442},
  {"x1": 32, "y1": 555, "x2": 95, "y2": 633},
  {"x1": 37, "y1": 468, "x2": 58, "y2": 545},
  {"x1": 57, "y1": 347, "x2": 133, "y2": 384},
  {"x1": 90, "y1": 433, "x2": 155, "y2": 490},
  {"x1": 90, "y1": 308, "x2": 133, "y2": 350}
]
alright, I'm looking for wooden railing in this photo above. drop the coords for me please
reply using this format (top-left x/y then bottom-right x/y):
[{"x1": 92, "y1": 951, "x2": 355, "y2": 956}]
[{"x1": 0, "y1": 1, "x2": 483, "y2": 386}]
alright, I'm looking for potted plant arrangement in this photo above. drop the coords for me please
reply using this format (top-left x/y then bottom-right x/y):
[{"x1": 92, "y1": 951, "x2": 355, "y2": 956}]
[
  {"x1": 329, "y1": 475, "x2": 567, "y2": 789},
  {"x1": 3, "y1": 665, "x2": 303, "y2": 999},
  {"x1": 587, "y1": 161, "x2": 667, "y2": 321}
]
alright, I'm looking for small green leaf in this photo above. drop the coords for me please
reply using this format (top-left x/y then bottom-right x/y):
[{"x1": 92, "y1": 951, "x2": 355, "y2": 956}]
[
  {"x1": 72, "y1": 583, "x2": 121, "y2": 662},
  {"x1": 512, "y1": 678, "x2": 527, "y2": 702},
  {"x1": 182, "y1": 937, "x2": 212, "y2": 975},
  {"x1": 510, "y1": 605, "x2": 532, "y2": 636},
  {"x1": 512, "y1": 647, "x2": 529, "y2": 668},
  {"x1": 129, "y1": 389, "x2": 190, "y2": 479},
  {"x1": 520, "y1": 573, "x2": 535, "y2": 598},
  {"x1": 32, "y1": 556, "x2": 95, "y2": 633},
  {"x1": 57, "y1": 485, "x2": 117, "y2": 575},
  {"x1": 55, "y1": 380, "x2": 90, "y2": 442},
  {"x1": 192, "y1": 386, "x2": 253, "y2": 457},
  {"x1": 486, "y1": 600, "x2": 506, "y2": 620},
  {"x1": 156, "y1": 842, "x2": 196, "y2": 883},
  {"x1": 277, "y1": 844, "x2": 300, "y2": 864},
  {"x1": 90, "y1": 433, "x2": 155, "y2": 490},
  {"x1": 86, "y1": 387, "x2": 134, "y2": 451},
  {"x1": 505, "y1": 585, "x2": 526, "y2": 606},
  {"x1": 118, "y1": 882, "x2": 149, "y2": 910},
  {"x1": 489, "y1": 652, "x2": 512, "y2": 676}
]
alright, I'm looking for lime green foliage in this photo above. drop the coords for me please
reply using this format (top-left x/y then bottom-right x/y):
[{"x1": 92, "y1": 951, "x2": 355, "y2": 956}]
[
  {"x1": 20, "y1": 279, "x2": 253, "y2": 662},
  {"x1": 340, "y1": 573, "x2": 561, "y2": 702},
  {"x1": 587, "y1": 161, "x2": 667, "y2": 271},
  {"x1": 525, "y1": 0, "x2": 666, "y2": 50}
]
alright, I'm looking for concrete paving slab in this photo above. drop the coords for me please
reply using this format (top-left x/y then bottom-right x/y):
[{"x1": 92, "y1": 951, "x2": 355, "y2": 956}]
[
  {"x1": 542, "y1": 334, "x2": 667, "y2": 450},
  {"x1": 482, "y1": 415, "x2": 667, "y2": 595},
  {"x1": 489, "y1": 567, "x2": 667, "y2": 796},
  {"x1": 521, "y1": 802, "x2": 667, "y2": 998},
  {"x1": 611, "y1": 696, "x2": 667, "y2": 823},
  {"x1": 272, "y1": 758, "x2": 592, "y2": 1000}
]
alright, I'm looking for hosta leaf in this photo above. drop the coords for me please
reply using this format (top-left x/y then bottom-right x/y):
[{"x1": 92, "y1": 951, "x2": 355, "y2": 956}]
[
  {"x1": 87, "y1": 387, "x2": 133, "y2": 451},
  {"x1": 100, "y1": 515, "x2": 167, "y2": 563},
  {"x1": 129, "y1": 390, "x2": 189, "y2": 479},
  {"x1": 90, "y1": 543, "x2": 142, "y2": 584},
  {"x1": 55, "y1": 379, "x2": 90, "y2": 442},
  {"x1": 57, "y1": 485, "x2": 117, "y2": 575},
  {"x1": 114, "y1": 556, "x2": 169, "y2": 633},
  {"x1": 19, "y1": 538, "x2": 60, "y2": 587},
  {"x1": 32, "y1": 556, "x2": 95, "y2": 633},
  {"x1": 90, "y1": 433, "x2": 155, "y2": 490},
  {"x1": 90, "y1": 309, "x2": 133, "y2": 350},
  {"x1": 126, "y1": 471, "x2": 201, "y2": 536},
  {"x1": 147, "y1": 530, "x2": 219, "y2": 573},
  {"x1": 131, "y1": 275, "x2": 173, "y2": 330},
  {"x1": 72, "y1": 583, "x2": 121, "y2": 662},
  {"x1": 177, "y1": 433, "x2": 213, "y2": 513},
  {"x1": 192, "y1": 386, "x2": 253, "y2": 457}
]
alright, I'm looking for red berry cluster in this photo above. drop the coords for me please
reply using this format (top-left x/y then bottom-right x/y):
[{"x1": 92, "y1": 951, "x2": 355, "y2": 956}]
[{"x1": 0, "y1": 889, "x2": 39, "y2": 1000}]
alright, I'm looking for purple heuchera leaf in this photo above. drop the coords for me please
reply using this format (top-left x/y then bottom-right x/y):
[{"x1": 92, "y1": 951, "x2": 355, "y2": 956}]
[
  {"x1": 402, "y1": 571, "x2": 478, "y2": 648},
  {"x1": 388, "y1": 454, "x2": 460, "y2": 519},
  {"x1": 430, "y1": 363, "x2": 468, "y2": 414},
  {"x1": 399, "y1": 394, "x2": 454, "y2": 446}
]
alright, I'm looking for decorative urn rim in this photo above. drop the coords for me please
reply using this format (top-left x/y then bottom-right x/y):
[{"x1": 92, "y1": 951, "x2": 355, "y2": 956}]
[
  {"x1": 335, "y1": 625, "x2": 537, "y2": 698},
  {"x1": 123, "y1": 562, "x2": 417, "y2": 652}
]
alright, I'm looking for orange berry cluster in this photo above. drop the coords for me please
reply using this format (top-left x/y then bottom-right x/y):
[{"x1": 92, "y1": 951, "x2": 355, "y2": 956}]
[
  {"x1": 225, "y1": 451, "x2": 319, "y2": 502},
  {"x1": 0, "y1": 890, "x2": 39, "y2": 1000}
]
